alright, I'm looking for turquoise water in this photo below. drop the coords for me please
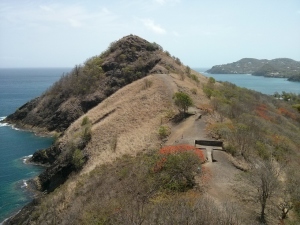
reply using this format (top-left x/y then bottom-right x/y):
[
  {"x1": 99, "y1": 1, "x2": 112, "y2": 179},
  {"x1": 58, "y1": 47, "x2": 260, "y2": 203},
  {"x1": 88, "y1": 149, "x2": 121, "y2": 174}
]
[
  {"x1": 0, "y1": 68, "x2": 71, "y2": 223},
  {"x1": 195, "y1": 68, "x2": 300, "y2": 95}
]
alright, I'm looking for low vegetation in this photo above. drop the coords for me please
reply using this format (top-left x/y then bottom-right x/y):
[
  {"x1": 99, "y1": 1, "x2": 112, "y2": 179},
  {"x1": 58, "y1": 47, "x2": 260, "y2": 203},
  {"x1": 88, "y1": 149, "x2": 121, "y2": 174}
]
[
  {"x1": 5, "y1": 35, "x2": 300, "y2": 225},
  {"x1": 20, "y1": 147, "x2": 244, "y2": 225},
  {"x1": 201, "y1": 78, "x2": 300, "y2": 223}
]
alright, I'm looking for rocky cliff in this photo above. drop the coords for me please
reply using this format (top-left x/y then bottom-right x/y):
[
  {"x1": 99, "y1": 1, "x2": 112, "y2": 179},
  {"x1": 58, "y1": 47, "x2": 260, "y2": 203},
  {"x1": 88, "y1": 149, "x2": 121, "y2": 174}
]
[{"x1": 207, "y1": 58, "x2": 300, "y2": 77}]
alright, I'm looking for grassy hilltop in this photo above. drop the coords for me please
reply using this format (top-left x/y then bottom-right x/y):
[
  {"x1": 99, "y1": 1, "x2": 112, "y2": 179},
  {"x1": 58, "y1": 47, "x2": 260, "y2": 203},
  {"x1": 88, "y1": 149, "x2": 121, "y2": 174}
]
[{"x1": 4, "y1": 35, "x2": 300, "y2": 225}]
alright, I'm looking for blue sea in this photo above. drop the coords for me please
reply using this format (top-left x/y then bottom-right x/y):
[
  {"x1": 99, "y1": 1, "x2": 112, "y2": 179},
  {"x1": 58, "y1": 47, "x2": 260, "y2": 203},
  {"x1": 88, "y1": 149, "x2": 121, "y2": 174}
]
[
  {"x1": 0, "y1": 68, "x2": 71, "y2": 223},
  {"x1": 195, "y1": 68, "x2": 300, "y2": 94}
]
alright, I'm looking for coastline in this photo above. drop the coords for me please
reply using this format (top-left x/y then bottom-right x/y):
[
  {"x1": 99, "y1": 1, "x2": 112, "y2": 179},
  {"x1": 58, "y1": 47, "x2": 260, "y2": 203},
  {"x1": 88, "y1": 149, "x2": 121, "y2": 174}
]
[
  {"x1": 1, "y1": 118, "x2": 55, "y2": 138},
  {"x1": 0, "y1": 119, "x2": 52, "y2": 224},
  {"x1": 0, "y1": 156, "x2": 45, "y2": 225}
]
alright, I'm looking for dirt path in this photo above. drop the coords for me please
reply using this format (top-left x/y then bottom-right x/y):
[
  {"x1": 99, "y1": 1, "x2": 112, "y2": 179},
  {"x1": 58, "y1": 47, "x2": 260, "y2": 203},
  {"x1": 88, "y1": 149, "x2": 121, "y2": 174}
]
[
  {"x1": 165, "y1": 106, "x2": 241, "y2": 205},
  {"x1": 166, "y1": 107, "x2": 208, "y2": 146}
]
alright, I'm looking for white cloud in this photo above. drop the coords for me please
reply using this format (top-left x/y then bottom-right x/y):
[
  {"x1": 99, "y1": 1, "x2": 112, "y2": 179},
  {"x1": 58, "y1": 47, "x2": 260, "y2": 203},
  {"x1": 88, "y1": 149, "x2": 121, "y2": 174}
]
[
  {"x1": 0, "y1": 3, "x2": 118, "y2": 30},
  {"x1": 142, "y1": 19, "x2": 166, "y2": 34}
]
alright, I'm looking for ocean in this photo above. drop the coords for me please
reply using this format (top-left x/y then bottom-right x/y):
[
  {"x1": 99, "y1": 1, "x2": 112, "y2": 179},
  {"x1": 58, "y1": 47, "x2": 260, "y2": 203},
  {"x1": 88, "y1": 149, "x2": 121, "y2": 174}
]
[
  {"x1": 0, "y1": 67, "x2": 299, "y2": 223},
  {"x1": 0, "y1": 68, "x2": 71, "y2": 223},
  {"x1": 195, "y1": 68, "x2": 300, "y2": 94}
]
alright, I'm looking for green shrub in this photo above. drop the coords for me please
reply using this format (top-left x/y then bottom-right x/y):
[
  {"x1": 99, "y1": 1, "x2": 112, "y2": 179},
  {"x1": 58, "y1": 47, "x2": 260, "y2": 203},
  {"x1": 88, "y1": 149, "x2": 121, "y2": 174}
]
[
  {"x1": 158, "y1": 125, "x2": 170, "y2": 139},
  {"x1": 173, "y1": 92, "x2": 193, "y2": 114},
  {"x1": 203, "y1": 86, "x2": 213, "y2": 99},
  {"x1": 224, "y1": 143, "x2": 237, "y2": 156},
  {"x1": 72, "y1": 149, "x2": 85, "y2": 170},
  {"x1": 208, "y1": 77, "x2": 216, "y2": 84},
  {"x1": 155, "y1": 151, "x2": 201, "y2": 192},
  {"x1": 81, "y1": 116, "x2": 90, "y2": 126},
  {"x1": 292, "y1": 104, "x2": 300, "y2": 112},
  {"x1": 190, "y1": 74, "x2": 200, "y2": 84},
  {"x1": 81, "y1": 126, "x2": 92, "y2": 144}
]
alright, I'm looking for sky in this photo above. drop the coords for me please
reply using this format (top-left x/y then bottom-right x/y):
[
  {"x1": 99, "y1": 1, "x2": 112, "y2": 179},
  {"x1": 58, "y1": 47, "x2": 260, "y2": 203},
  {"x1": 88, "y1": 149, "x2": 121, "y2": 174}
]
[{"x1": 0, "y1": 0, "x2": 300, "y2": 68}]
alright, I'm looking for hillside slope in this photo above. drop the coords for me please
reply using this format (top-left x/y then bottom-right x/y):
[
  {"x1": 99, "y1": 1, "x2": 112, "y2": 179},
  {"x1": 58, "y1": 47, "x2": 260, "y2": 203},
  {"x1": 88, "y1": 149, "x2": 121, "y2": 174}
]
[
  {"x1": 4, "y1": 36, "x2": 300, "y2": 225},
  {"x1": 207, "y1": 58, "x2": 300, "y2": 78},
  {"x1": 5, "y1": 69, "x2": 213, "y2": 225},
  {"x1": 4, "y1": 35, "x2": 183, "y2": 132}
]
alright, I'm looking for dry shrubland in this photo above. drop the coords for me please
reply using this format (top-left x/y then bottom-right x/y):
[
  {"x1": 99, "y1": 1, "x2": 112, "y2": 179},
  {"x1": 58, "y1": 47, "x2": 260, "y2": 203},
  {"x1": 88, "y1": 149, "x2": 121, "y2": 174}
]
[{"x1": 5, "y1": 35, "x2": 300, "y2": 225}]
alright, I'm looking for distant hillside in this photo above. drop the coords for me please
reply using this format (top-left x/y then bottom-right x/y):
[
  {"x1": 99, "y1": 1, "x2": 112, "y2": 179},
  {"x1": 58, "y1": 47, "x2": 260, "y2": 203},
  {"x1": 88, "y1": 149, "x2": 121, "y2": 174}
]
[{"x1": 207, "y1": 58, "x2": 300, "y2": 78}]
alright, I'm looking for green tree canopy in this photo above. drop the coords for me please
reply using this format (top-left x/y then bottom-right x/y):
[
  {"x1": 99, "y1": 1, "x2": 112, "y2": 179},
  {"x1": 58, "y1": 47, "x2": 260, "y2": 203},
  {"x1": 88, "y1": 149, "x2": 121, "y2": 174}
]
[{"x1": 173, "y1": 92, "x2": 193, "y2": 114}]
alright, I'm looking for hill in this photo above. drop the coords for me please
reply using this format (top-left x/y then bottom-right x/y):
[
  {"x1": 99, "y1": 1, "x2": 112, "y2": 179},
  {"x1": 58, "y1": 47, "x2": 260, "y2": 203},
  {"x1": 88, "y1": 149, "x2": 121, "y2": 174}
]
[
  {"x1": 4, "y1": 35, "x2": 183, "y2": 132},
  {"x1": 4, "y1": 36, "x2": 300, "y2": 225},
  {"x1": 207, "y1": 58, "x2": 300, "y2": 78}
]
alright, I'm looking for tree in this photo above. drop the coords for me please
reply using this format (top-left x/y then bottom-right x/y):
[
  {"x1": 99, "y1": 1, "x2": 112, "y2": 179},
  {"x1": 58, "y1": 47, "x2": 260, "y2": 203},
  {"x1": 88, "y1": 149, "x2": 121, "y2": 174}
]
[
  {"x1": 248, "y1": 159, "x2": 280, "y2": 223},
  {"x1": 173, "y1": 92, "x2": 193, "y2": 115},
  {"x1": 278, "y1": 166, "x2": 300, "y2": 220}
]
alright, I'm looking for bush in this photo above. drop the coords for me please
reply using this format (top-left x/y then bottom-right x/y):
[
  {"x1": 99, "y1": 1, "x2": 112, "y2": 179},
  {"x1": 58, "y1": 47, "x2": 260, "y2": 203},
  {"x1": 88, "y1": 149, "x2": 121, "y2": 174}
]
[
  {"x1": 154, "y1": 149, "x2": 202, "y2": 192},
  {"x1": 224, "y1": 143, "x2": 237, "y2": 156},
  {"x1": 72, "y1": 149, "x2": 85, "y2": 170},
  {"x1": 173, "y1": 92, "x2": 193, "y2": 114},
  {"x1": 159, "y1": 144, "x2": 205, "y2": 162},
  {"x1": 208, "y1": 77, "x2": 216, "y2": 84},
  {"x1": 158, "y1": 125, "x2": 170, "y2": 139},
  {"x1": 81, "y1": 116, "x2": 90, "y2": 126},
  {"x1": 203, "y1": 86, "x2": 213, "y2": 99},
  {"x1": 190, "y1": 74, "x2": 200, "y2": 84}
]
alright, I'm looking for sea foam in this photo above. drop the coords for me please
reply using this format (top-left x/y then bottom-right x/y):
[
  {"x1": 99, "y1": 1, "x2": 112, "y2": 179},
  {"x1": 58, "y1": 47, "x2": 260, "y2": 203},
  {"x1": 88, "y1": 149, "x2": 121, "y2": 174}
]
[
  {"x1": 0, "y1": 117, "x2": 8, "y2": 127},
  {"x1": 22, "y1": 155, "x2": 33, "y2": 164},
  {"x1": 21, "y1": 180, "x2": 28, "y2": 188}
]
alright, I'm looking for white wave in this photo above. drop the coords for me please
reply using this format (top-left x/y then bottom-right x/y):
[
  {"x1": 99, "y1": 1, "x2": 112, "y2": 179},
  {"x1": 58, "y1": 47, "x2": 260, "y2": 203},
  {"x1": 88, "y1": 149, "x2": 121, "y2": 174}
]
[
  {"x1": 0, "y1": 116, "x2": 6, "y2": 121},
  {"x1": 0, "y1": 122, "x2": 9, "y2": 127},
  {"x1": 21, "y1": 180, "x2": 28, "y2": 188},
  {"x1": 11, "y1": 126, "x2": 20, "y2": 131},
  {"x1": 22, "y1": 155, "x2": 33, "y2": 164}
]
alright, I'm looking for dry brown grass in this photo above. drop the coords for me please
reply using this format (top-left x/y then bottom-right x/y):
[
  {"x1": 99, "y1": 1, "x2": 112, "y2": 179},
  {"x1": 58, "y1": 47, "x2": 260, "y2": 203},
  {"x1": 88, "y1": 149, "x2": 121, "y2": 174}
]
[
  {"x1": 60, "y1": 69, "x2": 210, "y2": 176},
  {"x1": 38, "y1": 70, "x2": 211, "y2": 212}
]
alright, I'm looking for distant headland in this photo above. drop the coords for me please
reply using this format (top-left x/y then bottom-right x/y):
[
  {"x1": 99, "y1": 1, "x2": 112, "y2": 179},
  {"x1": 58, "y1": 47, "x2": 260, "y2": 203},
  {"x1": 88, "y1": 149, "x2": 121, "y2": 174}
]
[{"x1": 207, "y1": 58, "x2": 300, "y2": 81}]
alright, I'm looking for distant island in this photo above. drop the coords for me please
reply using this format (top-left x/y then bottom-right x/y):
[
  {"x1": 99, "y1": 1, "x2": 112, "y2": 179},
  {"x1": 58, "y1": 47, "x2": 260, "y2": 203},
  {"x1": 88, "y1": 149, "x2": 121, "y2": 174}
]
[{"x1": 206, "y1": 58, "x2": 300, "y2": 80}]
